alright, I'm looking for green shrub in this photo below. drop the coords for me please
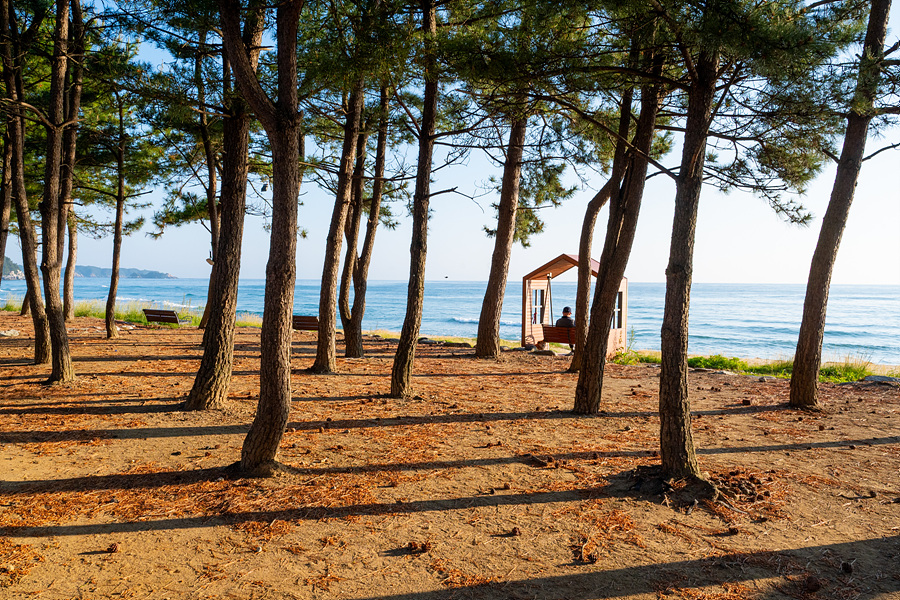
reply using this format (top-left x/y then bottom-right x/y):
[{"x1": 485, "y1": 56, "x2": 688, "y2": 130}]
[
  {"x1": 687, "y1": 355, "x2": 748, "y2": 371},
  {"x1": 746, "y1": 359, "x2": 794, "y2": 379},
  {"x1": 2, "y1": 295, "x2": 22, "y2": 312},
  {"x1": 819, "y1": 356, "x2": 872, "y2": 383}
]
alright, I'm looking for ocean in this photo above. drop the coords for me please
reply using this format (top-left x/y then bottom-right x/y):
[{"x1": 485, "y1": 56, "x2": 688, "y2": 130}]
[{"x1": 1, "y1": 278, "x2": 898, "y2": 365}]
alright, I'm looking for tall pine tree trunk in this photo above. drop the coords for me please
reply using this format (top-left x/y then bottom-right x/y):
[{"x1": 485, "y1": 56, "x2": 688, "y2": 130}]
[
  {"x1": 790, "y1": 0, "x2": 891, "y2": 409},
  {"x1": 475, "y1": 117, "x2": 526, "y2": 359},
  {"x1": 220, "y1": 0, "x2": 303, "y2": 476},
  {"x1": 658, "y1": 51, "x2": 718, "y2": 480},
  {"x1": 575, "y1": 75, "x2": 663, "y2": 413},
  {"x1": 312, "y1": 84, "x2": 364, "y2": 373},
  {"x1": 391, "y1": 0, "x2": 437, "y2": 399},
  {"x1": 40, "y1": 0, "x2": 74, "y2": 383},
  {"x1": 60, "y1": 0, "x2": 82, "y2": 324},
  {"x1": 185, "y1": 25, "x2": 262, "y2": 411}
]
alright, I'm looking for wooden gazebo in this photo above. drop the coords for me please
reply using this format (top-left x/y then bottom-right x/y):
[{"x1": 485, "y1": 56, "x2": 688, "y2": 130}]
[{"x1": 521, "y1": 253, "x2": 627, "y2": 356}]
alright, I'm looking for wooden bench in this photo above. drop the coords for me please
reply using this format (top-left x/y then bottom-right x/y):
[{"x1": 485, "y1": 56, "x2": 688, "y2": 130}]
[
  {"x1": 143, "y1": 308, "x2": 181, "y2": 325},
  {"x1": 292, "y1": 315, "x2": 319, "y2": 331},
  {"x1": 541, "y1": 325, "x2": 576, "y2": 347}
]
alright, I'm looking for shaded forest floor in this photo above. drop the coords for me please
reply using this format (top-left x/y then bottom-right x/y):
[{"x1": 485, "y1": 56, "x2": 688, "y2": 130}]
[{"x1": 1, "y1": 312, "x2": 898, "y2": 600}]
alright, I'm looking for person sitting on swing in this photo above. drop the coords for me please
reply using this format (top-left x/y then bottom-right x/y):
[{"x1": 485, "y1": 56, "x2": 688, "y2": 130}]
[
  {"x1": 555, "y1": 306, "x2": 575, "y2": 351},
  {"x1": 556, "y1": 306, "x2": 574, "y2": 328}
]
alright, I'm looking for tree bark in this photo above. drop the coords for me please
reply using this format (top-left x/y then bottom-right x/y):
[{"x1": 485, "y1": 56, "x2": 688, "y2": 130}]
[
  {"x1": 40, "y1": 0, "x2": 74, "y2": 383},
  {"x1": 63, "y1": 212, "x2": 76, "y2": 321},
  {"x1": 574, "y1": 72, "x2": 663, "y2": 413},
  {"x1": 475, "y1": 117, "x2": 526, "y2": 359},
  {"x1": 220, "y1": 0, "x2": 303, "y2": 475},
  {"x1": 790, "y1": 0, "x2": 891, "y2": 409},
  {"x1": 1, "y1": 0, "x2": 50, "y2": 362},
  {"x1": 390, "y1": 0, "x2": 438, "y2": 399},
  {"x1": 658, "y1": 50, "x2": 718, "y2": 480},
  {"x1": 339, "y1": 126, "x2": 369, "y2": 357},
  {"x1": 312, "y1": 84, "x2": 365, "y2": 373},
  {"x1": 185, "y1": 18, "x2": 263, "y2": 411}
]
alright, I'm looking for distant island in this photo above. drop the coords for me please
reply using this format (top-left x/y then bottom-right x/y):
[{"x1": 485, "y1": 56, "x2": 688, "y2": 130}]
[{"x1": 3, "y1": 257, "x2": 175, "y2": 280}]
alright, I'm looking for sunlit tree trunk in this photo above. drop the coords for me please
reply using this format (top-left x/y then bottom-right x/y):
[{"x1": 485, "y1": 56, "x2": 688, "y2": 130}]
[
  {"x1": 105, "y1": 92, "x2": 127, "y2": 339},
  {"x1": 40, "y1": 0, "x2": 75, "y2": 383},
  {"x1": 659, "y1": 50, "x2": 718, "y2": 480},
  {"x1": 339, "y1": 126, "x2": 369, "y2": 357},
  {"x1": 391, "y1": 0, "x2": 437, "y2": 399},
  {"x1": 475, "y1": 117, "x2": 526, "y2": 359},
  {"x1": 185, "y1": 21, "x2": 263, "y2": 411},
  {"x1": 312, "y1": 84, "x2": 364, "y2": 373},
  {"x1": 60, "y1": 0, "x2": 82, "y2": 323},
  {"x1": 220, "y1": 0, "x2": 303, "y2": 475},
  {"x1": 790, "y1": 0, "x2": 891, "y2": 409},
  {"x1": 343, "y1": 87, "x2": 389, "y2": 358},
  {"x1": 575, "y1": 73, "x2": 663, "y2": 413}
]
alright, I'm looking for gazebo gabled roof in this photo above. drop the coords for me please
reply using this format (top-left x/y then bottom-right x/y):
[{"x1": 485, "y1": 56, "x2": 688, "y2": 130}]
[{"x1": 522, "y1": 253, "x2": 601, "y2": 281}]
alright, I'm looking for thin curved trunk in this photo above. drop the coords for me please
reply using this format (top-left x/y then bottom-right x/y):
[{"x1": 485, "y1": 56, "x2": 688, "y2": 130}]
[
  {"x1": 569, "y1": 79, "x2": 635, "y2": 372},
  {"x1": 105, "y1": 93, "x2": 126, "y2": 339},
  {"x1": 63, "y1": 213, "x2": 77, "y2": 321},
  {"x1": 0, "y1": 133, "x2": 11, "y2": 289},
  {"x1": 475, "y1": 117, "x2": 526, "y2": 359},
  {"x1": 391, "y1": 0, "x2": 437, "y2": 399},
  {"x1": 658, "y1": 50, "x2": 718, "y2": 480},
  {"x1": 185, "y1": 23, "x2": 262, "y2": 411},
  {"x1": 312, "y1": 83, "x2": 364, "y2": 373},
  {"x1": 790, "y1": 0, "x2": 890, "y2": 409},
  {"x1": 575, "y1": 71, "x2": 663, "y2": 413},
  {"x1": 345, "y1": 87, "x2": 389, "y2": 358},
  {"x1": 198, "y1": 30, "x2": 219, "y2": 331},
  {"x1": 339, "y1": 126, "x2": 369, "y2": 357}
]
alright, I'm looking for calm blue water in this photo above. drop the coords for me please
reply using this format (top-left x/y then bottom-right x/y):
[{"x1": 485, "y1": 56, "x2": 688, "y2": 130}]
[{"x1": 2, "y1": 279, "x2": 897, "y2": 364}]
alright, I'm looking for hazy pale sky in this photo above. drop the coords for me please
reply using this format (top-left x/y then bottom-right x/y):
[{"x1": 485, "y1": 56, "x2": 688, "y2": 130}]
[{"x1": 54, "y1": 124, "x2": 900, "y2": 287}]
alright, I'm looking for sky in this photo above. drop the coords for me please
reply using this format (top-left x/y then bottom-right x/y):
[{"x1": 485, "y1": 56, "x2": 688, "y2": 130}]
[
  {"x1": 4, "y1": 13, "x2": 899, "y2": 288},
  {"x1": 48, "y1": 125, "x2": 899, "y2": 287}
]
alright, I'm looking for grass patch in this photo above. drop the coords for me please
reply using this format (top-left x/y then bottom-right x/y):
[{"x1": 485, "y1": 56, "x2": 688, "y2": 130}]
[
  {"x1": 746, "y1": 359, "x2": 794, "y2": 379},
  {"x1": 686, "y1": 353, "x2": 876, "y2": 383},
  {"x1": 2, "y1": 295, "x2": 23, "y2": 312},
  {"x1": 610, "y1": 349, "x2": 661, "y2": 365},
  {"x1": 687, "y1": 355, "x2": 749, "y2": 372},
  {"x1": 818, "y1": 355, "x2": 873, "y2": 383}
]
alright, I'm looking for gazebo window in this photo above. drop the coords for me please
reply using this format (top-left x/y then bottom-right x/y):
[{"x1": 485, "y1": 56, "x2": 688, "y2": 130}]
[
  {"x1": 532, "y1": 289, "x2": 545, "y2": 324},
  {"x1": 611, "y1": 291, "x2": 623, "y2": 329}
]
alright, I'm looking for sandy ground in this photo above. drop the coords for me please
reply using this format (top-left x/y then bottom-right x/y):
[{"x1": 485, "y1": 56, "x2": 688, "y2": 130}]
[{"x1": 0, "y1": 311, "x2": 898, "y2": 600}]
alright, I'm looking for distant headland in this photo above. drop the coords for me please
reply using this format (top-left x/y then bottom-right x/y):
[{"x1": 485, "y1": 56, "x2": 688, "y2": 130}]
[{"x1": 2, "y1": 257, "x2": 175, "y2": 280}]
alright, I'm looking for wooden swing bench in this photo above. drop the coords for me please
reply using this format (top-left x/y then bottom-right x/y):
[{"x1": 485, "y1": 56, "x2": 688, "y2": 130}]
[
  {"x1": 292, "y1": 315, "x2": 320, "y2": 331},
  {"x1": 541, "y1": 325, "x2": 577, "y2": 347}
]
